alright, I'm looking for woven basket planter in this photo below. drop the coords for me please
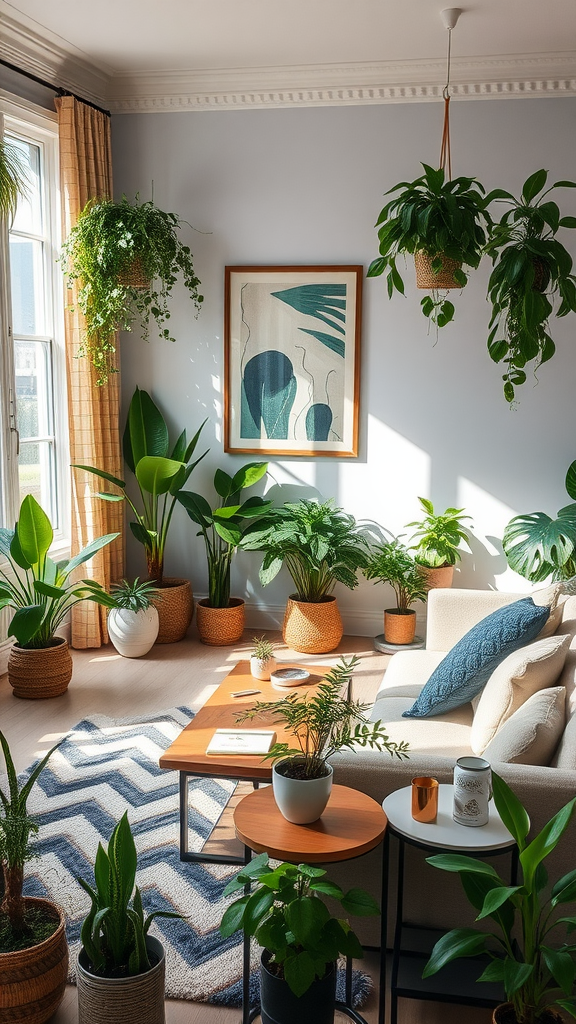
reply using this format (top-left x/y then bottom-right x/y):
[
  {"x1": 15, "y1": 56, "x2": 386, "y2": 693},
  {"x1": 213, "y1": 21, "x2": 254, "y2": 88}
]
[
  {"x1": 282, "y1": 595, "x2": 343, "y2": 655},
  {"x1": 0, "y1": 898, "x2": 68, "y2": 1024},
  {"x1": 77, "y1": 935, "x2": 165, "y2": 1024},
  {"x1": 196, "y1": 598, "x2": 245, "y2": 646},
  {"x1": 7, "y1": 637, "x2": 73, "y2": 699},
  {"x1": 415, "y1": 250, "x2": 462, "y2": 290},
  {"x1": 417, "y1": 564, "x2": 454, "y2": 590},
  {"x1": 384, "y1": 608, "x2": 416, "y2": 645},
  {"x1": 151, "y1": 578, "x2": 194, "y2": 644},
  {"x1": 118, "y1": 256, "x2": 150, "y2": 290}
]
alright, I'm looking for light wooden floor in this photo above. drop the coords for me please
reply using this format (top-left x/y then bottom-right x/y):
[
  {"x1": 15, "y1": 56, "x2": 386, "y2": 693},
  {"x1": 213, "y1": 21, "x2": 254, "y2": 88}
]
[{"x1": 0, "y1": 627, "x2": 489, "y2": 1024}]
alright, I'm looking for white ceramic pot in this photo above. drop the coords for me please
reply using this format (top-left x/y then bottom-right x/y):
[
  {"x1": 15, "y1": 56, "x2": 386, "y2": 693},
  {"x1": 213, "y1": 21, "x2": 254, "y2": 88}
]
[
  {"x1": 108, "y1": 607, "x2": 159, "y2": 658},
  {"x1": 250, "y1": 654, "x2": 277, "y2": 681},
  {"x1": 272, "y1": 759, "x2": 333, "y2": 824}
]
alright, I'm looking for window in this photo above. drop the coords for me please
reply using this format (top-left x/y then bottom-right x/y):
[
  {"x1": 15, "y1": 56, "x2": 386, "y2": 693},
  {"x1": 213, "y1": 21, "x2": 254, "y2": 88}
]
[{"x1": 0, "y1": 98, "x2": 69, "y2": 550}]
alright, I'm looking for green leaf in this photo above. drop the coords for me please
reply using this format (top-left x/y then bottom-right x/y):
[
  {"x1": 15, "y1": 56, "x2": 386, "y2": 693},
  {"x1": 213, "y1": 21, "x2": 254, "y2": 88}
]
[
  {"x1": 177, "y1": 490, "x2": 213, "y2": 526},
  {"x1": 476, "y1": 886, "x2": 522, "y2": 920},
  {"x1": 61, "y1": 533, "x2": 120, "y2": 579},
  {"x1": 125, "y1": 387, "x2": 169, "y2": 471},
  {"x1": 243, "y1": 888, "x2": 275, "y2": 936},
  {"x1": 284, "y1": 950, "x2": 317, "y2": 998},
  {"x1": 16, "y1": 495, "x2": 53, "y2": 565},
  {"x1": 135, "y1": 456, "x2": 185, "y2": 496},
  {"x1": 542, "y1": 947, "x2": 575, "y2": 995},
  {"x1": 491, "y1": 772, "x2": 530, "y2": 850},
  {"x1": 214, "y1": 469, "x2": 233, "y2": 499},
  {"x1": 520, "y1": 798, "x2": 576, "y2": 887},
  {"x1": 522, "y1": 169, "x2": 548, "y2": 204},
  {"x1": 426, "y1": 854, "x2": 502, "y2": 880},
  {"x1": 8, "y1": 605, "x2": 45, "y2": 645},
  {"x1": 10, "y1": 530, "x2": 32, "y2": 569},
  {"x1": 259, "y1": 557, "x2": 283, "y2": 586},
  {"x1": 231, "y1": 462, "x2": 268, "y2": 492},
  {"x1": 309, "y1": 879, "x2": 344, "y2": 899},
  {"x1": 552, "y1": 869, "x2": 576, "y2": 906},
  {"x1": 422, "y1": 928, "x2": 489, "y2": 978},
  {"x1": 503, "y1": 960, "x2": 533, "y2": 996},
  {"x1": 34, "y1": 581, "x2": 66, "y2": 599},
  {"x1": 560, "y1": 216, "x2": 576, "y2": 229},
  {"x1": 170, "y1": 429, "x2": 187, "y2": 462},
  {"x1": 220, "y1": 896, "x2": 249, "y2": 938},
  {"x1": 213, "y1": 521, "x2": 243, "y2": 547},
  {"x1": 565, "y1": 462, "x2": 576, "y2": 502},
  {"x1": 340, "y1": 887, "x2": 380, "y2": 916},
  {"x1": 286, "y1": 897, "x2": 323, "y2": 944},
  {"x1": 72, "y1": 464, "x2": 126, "y2": 490}
]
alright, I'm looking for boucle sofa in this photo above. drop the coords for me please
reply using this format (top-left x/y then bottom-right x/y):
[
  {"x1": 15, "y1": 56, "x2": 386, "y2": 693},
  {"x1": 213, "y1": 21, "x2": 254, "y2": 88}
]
[{"x1": 330, "y1": 588, "x2": 576, "y2": 944}]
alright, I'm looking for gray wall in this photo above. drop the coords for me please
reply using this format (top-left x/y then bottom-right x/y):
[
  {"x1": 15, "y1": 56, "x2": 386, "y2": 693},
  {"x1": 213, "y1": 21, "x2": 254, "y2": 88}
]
[{"x1": 111, "y1": 97, "x2": 576, "y2": 634}]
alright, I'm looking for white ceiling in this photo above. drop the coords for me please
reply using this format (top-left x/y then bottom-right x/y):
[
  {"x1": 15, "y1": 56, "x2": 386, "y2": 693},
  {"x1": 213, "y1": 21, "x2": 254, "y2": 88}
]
[{"x1": 1, "y1": 0, "x2": 576, "y2": 110}]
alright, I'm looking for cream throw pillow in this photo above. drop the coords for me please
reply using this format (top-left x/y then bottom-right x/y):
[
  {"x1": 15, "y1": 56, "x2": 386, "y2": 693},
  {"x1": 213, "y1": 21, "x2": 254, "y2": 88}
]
[
  {"x1": 533, "y1": 582, "x2": 569, "y2": 638},
  {"x1": 483, "y1": 686, "x2": 566, "y2": 765},
  {"x1": 471, "y1": 633, "x2": 570, "y2": 754}
]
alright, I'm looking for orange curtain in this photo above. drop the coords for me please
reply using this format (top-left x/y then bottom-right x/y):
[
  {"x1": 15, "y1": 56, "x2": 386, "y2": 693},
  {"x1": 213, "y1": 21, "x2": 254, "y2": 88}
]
[{"x1": 55, "y1": 95, "x2": 125, "y2": 648}]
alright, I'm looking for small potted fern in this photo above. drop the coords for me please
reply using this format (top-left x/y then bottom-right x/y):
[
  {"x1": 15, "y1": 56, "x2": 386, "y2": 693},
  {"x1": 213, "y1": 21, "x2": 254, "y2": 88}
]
[
  {"x1": 364, "y1": 538, "x2": 429, "y2": 645},
  {"x1": 250, "y1": 635, "x2": 277, "y2": 680},
  {"x1": 108, "y1": 578, "x2": 160, "y2": 658}
]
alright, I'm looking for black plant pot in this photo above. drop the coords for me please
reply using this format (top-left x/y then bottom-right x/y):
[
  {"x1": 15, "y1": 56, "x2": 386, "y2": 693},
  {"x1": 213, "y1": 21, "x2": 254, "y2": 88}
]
[{"x1": 260, "y1": 950, "x2": 336, "y2": 1024}]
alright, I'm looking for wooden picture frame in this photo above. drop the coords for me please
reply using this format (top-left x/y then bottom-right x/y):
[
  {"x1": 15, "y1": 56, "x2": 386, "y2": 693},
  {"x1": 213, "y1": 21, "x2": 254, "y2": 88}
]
[{"x1": 224, "y1": 265, "x2": 362, "y2": 457}]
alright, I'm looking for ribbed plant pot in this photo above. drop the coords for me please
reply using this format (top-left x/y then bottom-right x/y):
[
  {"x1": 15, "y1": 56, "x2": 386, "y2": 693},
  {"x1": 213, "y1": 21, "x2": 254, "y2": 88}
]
[
  {"x1": 272, "y1": 759, "x2": 333, "y2": 824},
  {"x1": 260, "y1": 949, "x2": 336, "y2": 1024},
  {"x1": 417, "y1": 564, "x2": 454, "y2": 590},
  {"x1": 250, "y1": 654, "x2": 277, "y2": 681},
  {"x1": 0, "y1": 898, "x2": 68, "y2": 1024},
  {"x1": 492, "y1": 1005, "x2": 563, "y2": 1024},
  {"x1": 77, "y1": 935, "x2": 165, "y2": 1024},
  {"x1": 415, "y1": 250, "x2": 462, "y2": 290},
  {"x1": 384, "y1": 608, "x2": 417, "y2": 645},
  {"x1": 196, "y1": 598, "x2": 245, "y2": 646},
  {"x1": 108, "y1": 606, "x2": 159, "y2": 658},
  {"x1": 7, "y1": 637, "x2": 73, "y2": 699},
  {"x1": 150, "y1": 578, "x2": 193, "y2": 644},
  {"x1": 282, "y1": 596, "x2": 343, "y2": 655}
]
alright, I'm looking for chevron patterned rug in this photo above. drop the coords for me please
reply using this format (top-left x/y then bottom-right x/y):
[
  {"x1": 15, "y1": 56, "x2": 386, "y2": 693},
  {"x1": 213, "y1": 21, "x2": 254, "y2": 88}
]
[{"x1": 21, "y1": 706, "x2": 371, "y2": 1007}]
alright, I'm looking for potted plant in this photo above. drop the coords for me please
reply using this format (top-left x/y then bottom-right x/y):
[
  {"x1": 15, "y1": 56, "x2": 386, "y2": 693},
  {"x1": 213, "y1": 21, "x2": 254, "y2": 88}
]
[
  {"x1": 503, "y1": 456, "x2": 576, "y2": 582},
  {"x1": 241, "y1": 499, "x2": 370, "y2": 654},
  {"x1": 407, "y1": 497, "x2": 473, "y2": 589},
  {"x1": 0, "y1": 494, "x2": 118, "y2": 697},
  {"x1": 74, "y1": 385, "x2": 208, "y2": 642},
  {"x1": 220, "y1": 852, "x2": 380, "y2": 1024},
  {"x1": 0, "y1": 730, "x2": 68, "y2": 1024},
  {"x1": 367, "y1": 163, "x2": 499, "y2": 327},
  {"x1": 237, "y1": 655, "x2": 408, "y2": 823},
  {"x1": 0, "y1": 136, "x2": 28, "y2": 221},
  {"x1": 177, "y1": 462, "x2": 270, "y2": 645},
  {"x1": 364, "y1": 538, "x2": 429, "y2": 645},
  {"x1": 484, "y1": 170, "x2": 576, "y2": 402},
  {"x1": 423, "y1": 772, "x2": 576, "y2": 1024},
  {"x1": 61, "y1": 194, "x2": 204, "y2": 384},
  {"x1": 77, "y1": 811, "x2": 182, "y2": 1024},
  {"x1": 108, "y1": 578, "x2": 160, "y2": 658},
  {"x1": 250, "y1": 635, "x2": 277, "y2": 681}
]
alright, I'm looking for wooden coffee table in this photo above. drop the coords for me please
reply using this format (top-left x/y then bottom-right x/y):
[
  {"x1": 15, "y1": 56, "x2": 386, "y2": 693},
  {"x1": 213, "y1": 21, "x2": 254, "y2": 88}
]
[{"x1": 159, "y1": 660, "x2": 333, "y2": 864}]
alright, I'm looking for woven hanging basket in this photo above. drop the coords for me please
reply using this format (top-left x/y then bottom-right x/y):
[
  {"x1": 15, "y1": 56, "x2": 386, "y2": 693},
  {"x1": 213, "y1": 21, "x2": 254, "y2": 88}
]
[
  {"x1": 150, "y1": 578, "x2": 194, "y2": 644},
  {"x1": 195, "y1": 598, "x2": 245, "y2": 646},
  {"x1": 417, "y1": 564, "x2": 454, "y2": 591},
  {"x1": 77, "y1": 936, "x2": 165, "y2": 1024},
  {"x1": 414, "y1": 250, "x2": 462, "y2": 290},
  {"x1": 7, "y1": 637, "x2": 73, "y2": 699},
  {"x1": 384, "y1": 608, "x2": 416, "y2": 646},
  {"x1": 118, "y1": 256, "x2": 150, "y2": 290},
  {"x1": 0, "y1": 898, "x2": 68, "y2": 1024},
  {"x1": 283, "y1": 595, "x2": 343, "y2": 655}
]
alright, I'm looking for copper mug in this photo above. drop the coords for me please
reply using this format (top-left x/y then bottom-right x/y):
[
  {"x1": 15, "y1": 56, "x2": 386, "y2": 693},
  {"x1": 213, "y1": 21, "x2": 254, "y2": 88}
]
[{"x1": 411, "y1": 776, "x2": 439, "y2": 823}]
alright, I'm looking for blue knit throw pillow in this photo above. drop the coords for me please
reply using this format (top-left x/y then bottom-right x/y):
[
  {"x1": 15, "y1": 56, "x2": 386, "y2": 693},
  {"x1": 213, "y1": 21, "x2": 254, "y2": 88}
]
[{"x1": 403, "y1": 597, "x2": 550, "y2": 719}]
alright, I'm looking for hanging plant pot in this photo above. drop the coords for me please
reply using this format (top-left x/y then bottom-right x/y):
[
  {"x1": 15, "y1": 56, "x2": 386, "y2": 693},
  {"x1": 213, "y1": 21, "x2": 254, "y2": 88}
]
[
  {"x1": 260, "y1": 948, "x2": 336, "y2": 1024},
  {"x1": 8, "y1": 637, "x2": 73, "y2": 699},
  {"x1": 150, "y1": 578, "x2": 194, "y2": 644},
  {"x1": 384, "y1": 608, "x2": 417, "y2": 645},
  {"x1": 272, "y1": 758, "x2": 333, "y2": 824},
  {"x1": 283, "y1": 595, "x2": 343, "y2": 655},
  {"x1": 77, "y1": 935, "x2": 165, "y2": 1024},
  {"x1": 416, "y1": 564, "x2": 454, "y2": 590},
  {"x1": 118, "y1": 255, "x2": 151, "y2": 290},
  {"x1": 0, "y1": 898, "x2": 68, "y2": 1024},
  {"x1": 196, "y1": 598, "x2": 245, "y2": 646},
  {"x1": 414, "y1": 250, "x2": 462, "y2": 290}
]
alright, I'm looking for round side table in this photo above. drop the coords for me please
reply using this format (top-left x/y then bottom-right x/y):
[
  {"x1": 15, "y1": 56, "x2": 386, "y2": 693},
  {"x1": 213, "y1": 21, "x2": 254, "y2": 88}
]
[
  {"x1": 380, "y1": 784, "x2": 516, "y2": 1024},
  {"x1": 233, "y1": 784, "x2": 387, "y2": 1024}
]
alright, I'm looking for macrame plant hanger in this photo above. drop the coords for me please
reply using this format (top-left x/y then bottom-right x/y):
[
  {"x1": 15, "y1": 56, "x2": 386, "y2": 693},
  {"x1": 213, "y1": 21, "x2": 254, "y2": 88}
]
[{"x1": 439, "y1": 9, "x2": 462, "y2": 179}]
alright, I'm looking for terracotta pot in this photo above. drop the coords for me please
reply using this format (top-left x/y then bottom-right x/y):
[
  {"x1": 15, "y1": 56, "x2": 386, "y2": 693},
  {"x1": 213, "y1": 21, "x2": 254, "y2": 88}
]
[
  {"x1": 108, "y1": 606, "x2": 159, "y2": 658},
  {"x1": 492, "y1": 1004, "x2": 564, "y2": 1024},
  {"x1": 196, "y1": 598, "x2": 245, "y2": 646},
  {"x1": 7, "y1": 637, "x2": 73, "y2": 699},
  {"x1": 150, "y1": 578, "x2": 193, "y2": 644},
  {"x1": 77, "y1": 935, "x2": 165, "y2": 1024},
  {"x1": 417, "y1": 563, "x2": 454, "y2": 590},
  {"x1": 0, "y1": 898, "x2": 68, "y2": 1024},
  {"x1": 414, "y1": 250, "x2": 462, "y2": 290},
  {"x1": 282, "y1": 595, "x2": 343, "y2": 655},
  {"x1": 384, "y1": 608, "x2": 416, "y2": 645}
]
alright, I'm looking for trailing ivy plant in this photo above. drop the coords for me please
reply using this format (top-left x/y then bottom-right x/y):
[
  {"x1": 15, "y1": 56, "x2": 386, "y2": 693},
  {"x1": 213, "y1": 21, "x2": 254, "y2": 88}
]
[
  {"x1": 484, "y1": 170, "x2": 576, "y2": 403},
  {"x1": 61, "y1": 195, "x2": 204, "y2": 384},
  {"x1": 368, "y1": 163, "x2": 500, "y2": 327}
]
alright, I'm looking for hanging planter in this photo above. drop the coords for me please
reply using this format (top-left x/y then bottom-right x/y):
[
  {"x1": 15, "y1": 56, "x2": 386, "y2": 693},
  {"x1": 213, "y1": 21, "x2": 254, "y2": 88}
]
[{"x1": 414, "y1": 250, "x2": 462, "y2": 290}]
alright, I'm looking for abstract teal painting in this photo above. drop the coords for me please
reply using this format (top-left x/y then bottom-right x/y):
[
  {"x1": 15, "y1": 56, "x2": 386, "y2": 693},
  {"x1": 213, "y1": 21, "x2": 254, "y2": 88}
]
[{"x1": 225, "y1": 266, "x2": 362, "y2": 456}]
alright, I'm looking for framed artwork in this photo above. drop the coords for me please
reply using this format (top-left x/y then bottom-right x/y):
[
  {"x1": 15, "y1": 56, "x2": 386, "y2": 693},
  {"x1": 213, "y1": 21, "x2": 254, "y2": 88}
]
[{"x1": 224, "y1": 265, "x2": 362, "y2": 457}]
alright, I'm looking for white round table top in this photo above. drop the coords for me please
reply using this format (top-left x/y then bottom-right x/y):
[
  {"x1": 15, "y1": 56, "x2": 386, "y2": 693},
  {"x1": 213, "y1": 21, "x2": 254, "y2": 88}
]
[{"x1": 383, "y1": 784, "x2": 515, "y2": 851}]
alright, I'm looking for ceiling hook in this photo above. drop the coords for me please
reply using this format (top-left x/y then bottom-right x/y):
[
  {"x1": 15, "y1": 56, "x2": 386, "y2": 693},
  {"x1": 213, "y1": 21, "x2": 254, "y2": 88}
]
[{"x1": 440, "y1": 8, "x2": 462, "y2": 31}]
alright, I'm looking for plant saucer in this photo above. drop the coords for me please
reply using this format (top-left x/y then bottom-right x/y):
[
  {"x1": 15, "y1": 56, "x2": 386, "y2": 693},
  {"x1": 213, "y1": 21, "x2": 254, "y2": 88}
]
[{"x1": 270, "y1": 667, "x2": 311, "y2": 689}]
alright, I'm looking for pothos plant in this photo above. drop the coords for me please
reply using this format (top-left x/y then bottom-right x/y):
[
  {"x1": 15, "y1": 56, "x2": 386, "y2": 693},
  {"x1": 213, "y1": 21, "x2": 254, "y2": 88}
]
[
  {"x1": 61, "y1": 195, "x2": 204, "y2": 384},
  {"x1": 368, "y1": 163, "x2": 500, "y2": 327},
  {"x1": 485, "y1": 170, "x2": 576, "y2": 403}
]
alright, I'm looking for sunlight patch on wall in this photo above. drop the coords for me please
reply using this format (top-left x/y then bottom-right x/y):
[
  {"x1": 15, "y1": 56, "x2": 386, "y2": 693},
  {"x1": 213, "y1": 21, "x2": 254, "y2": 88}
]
[{"x1": 457, "y1": 478, "x2": 531, "y2": 593}]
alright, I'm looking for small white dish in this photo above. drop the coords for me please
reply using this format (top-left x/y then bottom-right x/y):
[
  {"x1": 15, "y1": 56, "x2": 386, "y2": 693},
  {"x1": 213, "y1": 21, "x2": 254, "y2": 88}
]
[{"x1": 270, "y1": 667, "x2": 311, "y2": 689}]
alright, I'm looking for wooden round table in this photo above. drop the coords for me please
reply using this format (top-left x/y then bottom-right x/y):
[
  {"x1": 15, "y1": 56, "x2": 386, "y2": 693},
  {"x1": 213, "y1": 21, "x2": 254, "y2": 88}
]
[{"x1": 233, "y1": 784, "x2": 387, "y2": 1024}]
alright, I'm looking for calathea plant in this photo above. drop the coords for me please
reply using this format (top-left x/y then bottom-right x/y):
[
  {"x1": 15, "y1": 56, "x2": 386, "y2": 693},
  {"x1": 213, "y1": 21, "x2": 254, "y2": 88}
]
[
  {"x1": 484, "y1": 170, "x2": 576, "y2": 402},
  {"x1": 502, "y1": 456, "x2": 576, "y2": 582}
]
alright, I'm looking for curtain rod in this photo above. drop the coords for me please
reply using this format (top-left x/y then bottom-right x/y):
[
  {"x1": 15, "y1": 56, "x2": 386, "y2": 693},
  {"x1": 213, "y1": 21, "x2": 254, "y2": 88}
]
[{"x1": 0, "y1": 58, "x2": 111, "y2": 118}]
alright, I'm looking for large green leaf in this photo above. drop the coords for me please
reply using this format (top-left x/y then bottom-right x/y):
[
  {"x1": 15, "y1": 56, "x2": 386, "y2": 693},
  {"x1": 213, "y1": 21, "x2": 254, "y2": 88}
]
[
  {"x1": 16, "y1": 494, "x2": 53, "y2": 566},
  {"x1": 492, "y1": 771, "x2": 530, "y2": 850},
  {"x1": 552, "y1": 869, "x2": 576, "y2": 906},
  {"x1": 522, "y1": 169, "x2": 548, "y2": 204},
  {"x1": 502, "y1": 506, "x2": 576, "y2": 580},
  {"x1": 72, "y1": 465, "x2": 126, "y2": 489},
  {"x1": 177, "y1": 490, "x2": 213, "y2": 527},
  {"x1": 566, "y1": 461, "x2": 576, "y2": 502},
  {"x1": 8, "y1": 604, "x2": 45, "y2": 645},
  {"x1": 520, "y1": 798, "x2": 576, "y2": 887},
  {"x1": 422, "y1": 928, "x2": 489, "y2": 977},
  {"x1": 231, "y1": 462, "x2": 268, "y2": 493},
  {"x1": 135, "y1": 456, "x2": 185, "y2": 496},
  {"x1": 61, "y1": 533, "x2": 120, "y2": 579},
  {"x1": 124, "y1": 387, "x2": 169, "y2": 472}
]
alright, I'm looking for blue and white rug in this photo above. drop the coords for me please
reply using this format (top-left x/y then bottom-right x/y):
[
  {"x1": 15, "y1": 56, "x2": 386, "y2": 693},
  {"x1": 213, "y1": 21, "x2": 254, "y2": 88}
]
[{"x1": 21, "y1": 707, "x2": 371, "y2": 1007}]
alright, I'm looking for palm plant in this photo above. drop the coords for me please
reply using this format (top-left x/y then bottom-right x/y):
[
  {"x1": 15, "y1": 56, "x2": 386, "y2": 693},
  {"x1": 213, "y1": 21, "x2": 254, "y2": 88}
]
[
  {"x1": 503, "y1": 457, "x2": 576, "y2": 583},
  {"x1": 242, "y1": 499, "x2": 370, "y2": 603},
  {"x1": 407, "y1": 498, "x2": 472, "y2": 568},
  {"x1": 364, "y1": 539, "x2": 429, "y2": 611},
  {"x1": 0, "y1": 137, "x2": 28, "y2": 222}
]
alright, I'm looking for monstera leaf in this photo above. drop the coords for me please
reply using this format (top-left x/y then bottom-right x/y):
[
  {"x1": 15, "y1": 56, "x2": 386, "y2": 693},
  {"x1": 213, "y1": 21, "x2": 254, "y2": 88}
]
[{"x1": 502, "y1": 504, "x2": 576, "y2": 581}]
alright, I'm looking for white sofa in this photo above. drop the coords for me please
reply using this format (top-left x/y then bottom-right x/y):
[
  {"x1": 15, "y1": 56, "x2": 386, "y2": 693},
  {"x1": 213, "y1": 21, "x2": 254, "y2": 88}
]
[{"x1": 330, "y1": 588, "x2": 576, "y2": 944}]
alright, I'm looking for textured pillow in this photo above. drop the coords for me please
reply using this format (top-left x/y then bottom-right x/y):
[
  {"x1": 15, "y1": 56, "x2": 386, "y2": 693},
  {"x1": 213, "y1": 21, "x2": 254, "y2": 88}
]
[
  {"x1": 403, "y1": 598, "x2": 550, "y2": 719},
  {"x1": 470, "y1": 633, "x2": 571, "y2": 754},
  {"x1": 532, "y1": 582, "x2": 569, "y2": 639},
  {"x1": 483, "y1": 686, "x2": 566, "y2": 765}
]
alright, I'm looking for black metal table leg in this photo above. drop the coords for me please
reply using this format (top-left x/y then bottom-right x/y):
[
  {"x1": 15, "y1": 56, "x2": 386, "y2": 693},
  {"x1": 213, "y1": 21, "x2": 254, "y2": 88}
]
[{"x1": 378, "y1": 829, "x2": 389, "y2": 1024}]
